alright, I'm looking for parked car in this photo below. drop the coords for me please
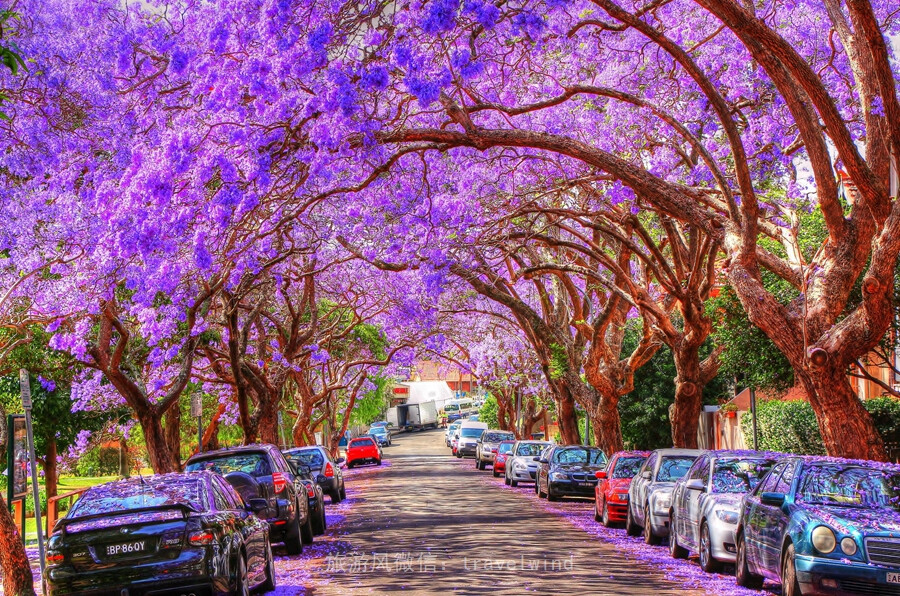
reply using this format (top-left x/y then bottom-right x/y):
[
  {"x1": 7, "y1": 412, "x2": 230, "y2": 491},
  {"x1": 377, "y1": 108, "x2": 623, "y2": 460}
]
[
  {"x1": 627, "y1": 448, "x2": 702, "y2": 545},
  {"x1": 368, "y1": 425, "x2": 392, "y2": 447},
  {"x1": 370, "y1": 420, "x2": 391, "y2": 429},
  {"x1": 445, "y1": 420, "x2": 462, "y2": 447},
  {"x1": 535, "y1": 445, "x2": 608, "y2": 501},
  {"x1": 455, "y1": 421, "x2": 489, "y2": 458},
  {"x1": 450, "y1": 425, "x2": 463, "y2": 455},
  {"x1": 669, "y1": 450, "x2": 778, "y2": 571},
  {"x1": 185, "y1": 443, "x2": 313, "y2": 554},
  {"x1": 475, "y1": 429, "x2": 516, "y2": 470},
  {"x1": 736, "y1": 456, "x2": 900, "y2": 595},
  {"x1": 292, "y1": 462, "x2": 328, "y2": 536},
  {"x1": 346, "y1": 437, "x2": 382, "y2": 467},
  {"x1": 505, "y1": 441, "x2": 554, "y2": 487},
  {"x1": 492, "y1": 440, "x2": 516, "y2": 478},
  {"x1": 283, "y1": 445, "x2": 347, "y2": 504},
  {"x1": 468, "y1": 414, "x2": 480, "y2": 421},
  {"x1": 594, "y1": 450, "x2": 650, "y2": 526},
  {"x1": 45, "y1": 472, "x2": 275, "y2": 595}
]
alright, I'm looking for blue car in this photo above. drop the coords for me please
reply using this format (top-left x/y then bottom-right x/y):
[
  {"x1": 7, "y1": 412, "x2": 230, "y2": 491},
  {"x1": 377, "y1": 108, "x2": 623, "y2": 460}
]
[{"x1": 736, "y1": 456, "x2": 900, "y2": 596}]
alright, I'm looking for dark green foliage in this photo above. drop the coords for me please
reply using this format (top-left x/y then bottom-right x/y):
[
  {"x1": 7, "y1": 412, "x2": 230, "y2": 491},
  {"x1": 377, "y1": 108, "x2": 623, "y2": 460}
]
[
  {"x1": 744, "y1": 397, "x2": 900, "y2": 454},
  {"x1": 75, "y1": 446, "x2": 123, "y2": 477}
]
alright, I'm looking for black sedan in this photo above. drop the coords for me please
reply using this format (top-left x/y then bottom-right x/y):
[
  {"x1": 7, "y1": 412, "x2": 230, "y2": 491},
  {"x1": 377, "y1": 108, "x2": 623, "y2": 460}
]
[
  {"x1": 293, "y1": 462, "x2": 327, "y2": 535},
  {"x1": 45, "y1": 471, "x2": 275, "y2": 596},
  {"x1": 536, "y1": 445, "x2": 609, "y2": 501},
  {"x1": 284, "y1": 446, "x2": 346, "y2": 504}
]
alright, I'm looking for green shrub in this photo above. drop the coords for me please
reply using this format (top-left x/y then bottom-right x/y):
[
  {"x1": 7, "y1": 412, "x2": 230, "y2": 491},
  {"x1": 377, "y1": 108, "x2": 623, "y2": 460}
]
[
  {"x1": 478, "y1": 396, "x2": 499, "y2": 429},
  {"x1": 75, "y1": 446, "x2": 122, "y2": 477},
  {"x1": 742, "y1": 397, "x2": 900, "y2": 455}
]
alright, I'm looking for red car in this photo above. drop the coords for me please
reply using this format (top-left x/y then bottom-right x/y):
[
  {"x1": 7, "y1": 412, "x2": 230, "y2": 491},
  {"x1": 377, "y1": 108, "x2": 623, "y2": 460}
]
[
  {"x1": 594, "y1": 450, "x2": 650, "y2": 527},
  {"x1": 492, "y1": 440, "x2": 516, "y2": 478},
  {"x1": 346, "y1": 437, "x2": 382, "y2": 468}
]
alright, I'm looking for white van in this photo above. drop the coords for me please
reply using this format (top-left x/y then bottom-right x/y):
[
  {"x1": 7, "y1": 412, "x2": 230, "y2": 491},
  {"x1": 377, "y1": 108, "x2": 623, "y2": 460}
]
[{"x1": 455, "y1": 421, "x2": 489, "y2": 458}]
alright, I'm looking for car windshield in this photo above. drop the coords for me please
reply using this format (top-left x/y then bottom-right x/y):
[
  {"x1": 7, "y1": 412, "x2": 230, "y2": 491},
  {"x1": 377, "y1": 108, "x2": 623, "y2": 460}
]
[
  {"x1": 285, "y1": 450, "x2": 324, "y2": 468},
  {"x1": 612, "y1": 456, "x2": 647, "y2": 479},
  {"x1": 656, "y1": 456, "x2": 697, "y2": 482},
  {"x1": 186, "y1": 453, "x2": 271, "y2": 477},
  {"x1": 484, "y1": 432, "x2": 514, "y2": 443},
  {"x1": 515, "y1": 443, "x2": 547, "y2": 456},
  {"x1": 552, "y1": 447, "x2": 607, "y2": 465},
  {"x1": 70, "y1": 476, "x2": 203, "y2": 518},
  {"x1": 797, "y1": 465, "x2": 900, "y2": 509},
  {"x1": 712, "y1": 458, "x2": 776, "y2": 494},
  {"x1": 498, "y1": 443, "x2": 515, "y2": 454},
  {"x1": 460, "y1": 428, "x2": 485, "y2": 438},
  {"x1": 352, "y1": 439, "x2": 375, "y2": 447}
]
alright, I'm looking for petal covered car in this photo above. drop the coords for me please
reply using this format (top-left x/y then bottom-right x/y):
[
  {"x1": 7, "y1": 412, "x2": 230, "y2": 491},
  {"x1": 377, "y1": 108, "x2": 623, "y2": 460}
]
[
  {"x1": 283, "y1": 445, "x2": 347, "y2": 504},
  {"x1": 505, "y1": 441, "x2": 554, "y2": 487},
  {"x1": 594, "y1": 451, "x2": 650, "y2": 526},
  {"x1": 736, "y1": 456, "x2": 900, "y2": 596},
  {"x1": 536, "y1": 445, "x2": 608, "y2": 501},
  {"x1": 476, "y1": 429, "x2": 516, "y2": 470},
  {"x1": 493, "y1": 440, "x2": 516, "y2": 478},
  {"x1": 627, "y1": 448, "x2": 702, "y2": 545},
  {"x1": 669, "y1": 450, "x2": 779, "y2": 572},
  {"x1": 45, "y1": 472, "x2": 275, "y2": 596}
]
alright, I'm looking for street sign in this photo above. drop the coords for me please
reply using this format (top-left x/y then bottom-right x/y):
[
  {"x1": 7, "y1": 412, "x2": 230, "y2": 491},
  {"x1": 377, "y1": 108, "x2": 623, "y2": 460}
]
[
  {"x1": 19, "y1": 369, "x2": 46, "y2": 583},
  {"x1": 5, "y1": 415, "x2": 27, "y2": 502},
  {"x1": 190, "y1": 393, "x2": 202, "y2": 418}
]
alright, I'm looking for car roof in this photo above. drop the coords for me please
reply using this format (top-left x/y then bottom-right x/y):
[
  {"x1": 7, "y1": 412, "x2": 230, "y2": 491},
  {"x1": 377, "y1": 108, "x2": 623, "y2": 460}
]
[
  {"x1": 186, "y1": 443, "x2": 277, "y2": 463},
  {"x1": 652, "y1": 448, "x2": 704, "y2": 456},
  {"x1": 284, "y1": 446, "x2": 327, "y2": 454},
  {"x1": 459, "y1": 421, "x2": 488, "y2": 428}
]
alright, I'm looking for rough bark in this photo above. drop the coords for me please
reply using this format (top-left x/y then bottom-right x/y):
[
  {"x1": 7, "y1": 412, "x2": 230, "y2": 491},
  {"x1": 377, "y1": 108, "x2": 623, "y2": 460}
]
[
  {"x1": 0, "y1": 495, "x2": 34, "y2": 596},
  {"x1": 552, "y1": 382, "x2": 581, "y2": 444},
  {"x1": 43, "y1": 437, "x2": 57, "y2": 500},
  {"x1": 138, "y1": 410, "x2": 177, "y2": 474},
  {"x1": 670, "y1": 351, "x2": 703, "y2": 449},
  {"x1": 164, "y1": 406, "x2": 182, "y2": 471},
  {"x1": 201, "y1": 403, "x2": 226, "y2": 452}
]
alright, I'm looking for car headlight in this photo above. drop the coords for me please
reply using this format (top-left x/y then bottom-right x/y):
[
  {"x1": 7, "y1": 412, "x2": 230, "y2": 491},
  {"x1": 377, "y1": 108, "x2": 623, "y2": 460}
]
[
  {"x1": 811, "y1": 526, "x2": 837, "y2": 554},
  {"x1": 840, "y1": 537, "x2": 858, "y2": 556},
  {"x1": 549, "y1": 472, "x2": 568, "y2": 482},
  {"x1": 714, "y1": 508, "x2": 739, "y2": 524},
  {"x1": 653, "y1": 494, "x2": 671, "y2": 512}
]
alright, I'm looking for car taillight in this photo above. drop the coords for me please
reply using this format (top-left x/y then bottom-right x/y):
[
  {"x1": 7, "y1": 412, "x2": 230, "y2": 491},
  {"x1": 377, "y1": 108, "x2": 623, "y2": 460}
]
[
  {"x1": 273, "y1": 471, "x2": 287, "y2": 494},
  {"x1": 324, "y1": 462, "x2": 334, "y2": 478},
  {"x1": 189, "y1": 530, "x2": 215, "y2": 546},
  {"x1": 491, "y1": 448, "x2": 498, "y2": 453},
  {"x1": 306, "y1": 484, "x2": 315, "y2": 498},
  {"x1": 46, "y1": 551, "x2": 64, "y2": 564}
]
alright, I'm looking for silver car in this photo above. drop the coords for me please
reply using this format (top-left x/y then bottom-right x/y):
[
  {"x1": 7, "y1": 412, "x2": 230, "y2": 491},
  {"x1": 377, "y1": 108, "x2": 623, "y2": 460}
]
[
  {"x1": 669, "y1": 450, "x2": 779, "y2": 572},
  {"x1": 627, "y1": 448, "x2": 702, "y2": 545},
  {"x1": 445, "y1": 421, "x2": 461, "y2": 447},
  {"x1": 504, "y1": 441, "x2": 553, "y2": 487},
  {"x1": 475, "y1": 430, "x2": 515, "y2": 470}
]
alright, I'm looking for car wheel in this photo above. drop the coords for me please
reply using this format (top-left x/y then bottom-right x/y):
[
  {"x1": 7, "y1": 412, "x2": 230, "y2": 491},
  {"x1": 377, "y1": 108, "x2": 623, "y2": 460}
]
[
  {"x1": 601, "y1": 502, "x2": 612, "y2": 527},
  {"x1": 669, "y1": 513, "x2": 688, "y2": 559},
  {"x1": 504, "y1": 475, "x2": 510, "y2": 486},
  {"x1": 347, "y1": 462, "x2": 354, "y2": 469},
  {"x1": 257, "y1": 540, "x2": 277, "y2": 593},
  {"x1": 236, "y1": 554, "x2": 250, "y2": 596},
  {"x1": 625, "y1": 504, "x2": 641, "y2": 537},
  {"x1": 537, "y1": 481, "x2": 546, "y2": 498},
  {"x1": 510, "y1": 478, "x2": 518, "y2": 487},
  {"x1": 492, "y1": 469, "x2": 499, "y2": 478},
  {"x1": 312, "y1": 505, "x2": 326, "y2": 535},
  {"x1": 735, "y1": 531, "x2": 764, "y2": 589},
  {"x1": 283, "y1": 512, "x2": 304, "y2": 555},
  {"x1": 331, "y1": 490, "x2": 342, "y2": 504},
  {"x1": 547, "y1": 488, "x2": 559, "y2": 502},
  {"x1": 643, "y1": 506, "x2": 661, "y2": 545},
  {"x1": 699, "y1": 521, "x2": 720, "y2": 573},
  {"x1": 340, "y1": 485, "x2": 347, "y2": 500},
  {"x1": 781, "y1": 543, "x2": 802, "y2": 596},
  {"x1": 301, "y1": 513, "x2": 314, "y2": 545},
  {"x1": 594, "y1": 500, "x2": 603, "y2": 523}
]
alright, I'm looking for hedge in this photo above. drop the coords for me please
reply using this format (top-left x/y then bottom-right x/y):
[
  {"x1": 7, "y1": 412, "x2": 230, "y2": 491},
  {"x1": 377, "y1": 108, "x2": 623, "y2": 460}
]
[{"x1": 741, "y1": 397, "x2": 900, "y2": 455}]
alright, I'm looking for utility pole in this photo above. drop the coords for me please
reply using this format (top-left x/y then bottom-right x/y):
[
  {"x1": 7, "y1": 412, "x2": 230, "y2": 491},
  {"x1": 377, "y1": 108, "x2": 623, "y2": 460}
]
[
  {"x1": 19, "y1": 369, "x2": 46, "y2": 583},
  {"x1": 749, "y1": 386, "x2": 759, "y2": 450}
]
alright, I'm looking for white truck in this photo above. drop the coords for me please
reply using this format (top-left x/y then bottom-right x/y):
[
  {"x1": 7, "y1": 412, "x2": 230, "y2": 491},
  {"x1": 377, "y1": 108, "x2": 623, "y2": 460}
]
[{"x1": 387, "y1": 401, "x2": 439, "y2": 431}]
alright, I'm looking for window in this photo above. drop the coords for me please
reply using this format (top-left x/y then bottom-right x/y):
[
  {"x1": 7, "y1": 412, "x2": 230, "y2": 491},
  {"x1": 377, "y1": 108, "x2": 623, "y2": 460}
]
[
  {"x1": 774, "y1": 462, "x2": 796, "y2": 494},
  {"x1": 212, "y1": 484, "x2": 230, "y2": 511},
  {"x1": 689, "y1": 456, "x2": 710, "y2": 482},
  {"x1": 758, "y1": 463, "x2": 786, "y2": 494},
  {"x1": 353, "y1": 438, "x2": 376, "y2": 447},
  {"x1": 644, "y1": 453, "x2": 658, "y2": 476},
  {"x1": 611, "y1": 456, "x2": 647, "y2": 479},
  {"x1": 711, "y1": 458, "x2": 776, "y2": 494},
  {"x1": 657, "y1": 456, "x2": 697, "y2": 482},
  {"x1": 286, "y1": 449, "x2": 325, "y2": 468},
  {"x1": 186, "y1": 453, "x2": 272, "y2": 478}
]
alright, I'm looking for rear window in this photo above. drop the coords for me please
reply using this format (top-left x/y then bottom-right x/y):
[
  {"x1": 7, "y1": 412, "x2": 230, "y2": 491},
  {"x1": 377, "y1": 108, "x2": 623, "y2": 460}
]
[
  {"x1": 552, "y1": 447, "x2": 607, "y2": 465},
  {"x1": 484, "y1": 432, "x2": 514, "y2": 442},
  {"x1": 656, "y1": 456, "x2": 697, "y2": 482},
  {"x1": 352, "y1": 438, "x2": 375, "y2": 447},
  {"x1": 498, "y1": 442, "x2": 515, "y2": 454},
  {"x1": 612, "y1": 456, "x2": 647, "y2": 479},
  {"x1": 186, "y1": 453, "x2": 272, "y2": 478},
  {"x1": 515, "y1": 443, "x2": 546, "y2": 456},
  {"x1": 285, "y1": 450, "x2": 324, "y2": 468},
  {"x1": 460, "y1": 428, "x2": 485, "y2": 438},
  {"x1": 70, "y1": 476, "x2": 204, "y2": 518}
]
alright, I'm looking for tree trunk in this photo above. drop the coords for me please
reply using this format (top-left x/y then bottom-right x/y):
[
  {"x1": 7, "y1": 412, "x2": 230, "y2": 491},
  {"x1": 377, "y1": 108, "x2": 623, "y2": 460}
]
[
  {"x1": 165, "y1": 406, "x2": 182, "y2": 471},
  {"x1": 139, "y1": 411, "x2": 178, "y2": 474},
  {"x1": 594, "y1": 397, "x2": 624, "y2": 455},
  {"x1": 554, "y1": 384, "x2": 581, "y2": 444},
  {"x1": 670, "y1": 348, "x2": 703, "y2": 449},
  {"x1": 256, "y1": 399, "x2": 280, "y2": 446},
  {"x1": 118, "y1": 437, "x2": 130, "y2": 478},
  {"x1": 201, "y1": 403, "x2": 226, "y2": 452},
  {"x1": 0, "y1": 495, "x2": 35, "y2": 596},
  {"x1": 802, "y1": 365, "x2": 886, "y2": 460},
  {"x1": 43, "y1": 438, "x2": 58, "y2": 500}
]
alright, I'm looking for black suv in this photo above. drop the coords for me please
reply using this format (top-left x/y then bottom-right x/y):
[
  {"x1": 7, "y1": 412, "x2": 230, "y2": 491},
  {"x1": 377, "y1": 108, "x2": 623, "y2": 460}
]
[{"x1": 185, "y1": 443, "x2": 312, "y2": 554}]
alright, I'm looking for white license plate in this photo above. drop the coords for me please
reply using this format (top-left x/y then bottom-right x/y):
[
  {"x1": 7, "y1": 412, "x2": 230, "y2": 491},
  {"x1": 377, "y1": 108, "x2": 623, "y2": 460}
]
[
  {"x1": 578, "y1": 482, "x2": 593, "y2": 487},
  {"x1": 888, "y1": 572, "x2": 900, "y2": 584},
  {"x1": 106, "y1": 540, "x2": 146, "y2": 557}
]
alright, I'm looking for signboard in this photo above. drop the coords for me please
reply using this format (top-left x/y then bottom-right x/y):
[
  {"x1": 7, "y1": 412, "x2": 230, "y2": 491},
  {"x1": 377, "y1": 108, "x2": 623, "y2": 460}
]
[
  {"x1": 6, "y1": 415, "x2": 27, "y2": 502},
  {"x1": 190, "y1": 393, "x2": 202, "y2": 418}
]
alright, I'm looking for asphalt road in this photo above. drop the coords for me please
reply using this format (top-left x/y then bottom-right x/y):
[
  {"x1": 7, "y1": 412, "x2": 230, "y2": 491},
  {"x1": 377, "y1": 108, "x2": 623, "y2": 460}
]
[{"x1": 270, "y1": 429, "x2": 722, "y2": 595}]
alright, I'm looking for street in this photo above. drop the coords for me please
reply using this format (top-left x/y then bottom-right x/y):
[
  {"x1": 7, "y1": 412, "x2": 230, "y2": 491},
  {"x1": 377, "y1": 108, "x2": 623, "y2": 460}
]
[{"x1": 269, "y1": 430, "x2": 736, "y2": 595}]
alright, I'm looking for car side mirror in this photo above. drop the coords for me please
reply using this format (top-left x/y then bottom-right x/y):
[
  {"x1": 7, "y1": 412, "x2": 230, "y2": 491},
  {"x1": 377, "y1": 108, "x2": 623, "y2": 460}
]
[
  {"x1": 760, "y1": 492, "x2": 786, "y2": 506},
  {"x1": 245, "y1": 498, "x2": 268, "y2": 514},
  {"x1": 685, "y1": 479, "x2": 706, "y2": 492},
  {"x1": 335, "y1": 457, "x2": 346, "y2": 465},
  {"x1": 532, "y1": 456, "x2": 541, "y2": 462},
  {"x1": 595, "y1": 471, "x2": 607, "y2": 480},
  {"x1": 641, "y1": 470, "x2": 652, "y2": 480}
]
